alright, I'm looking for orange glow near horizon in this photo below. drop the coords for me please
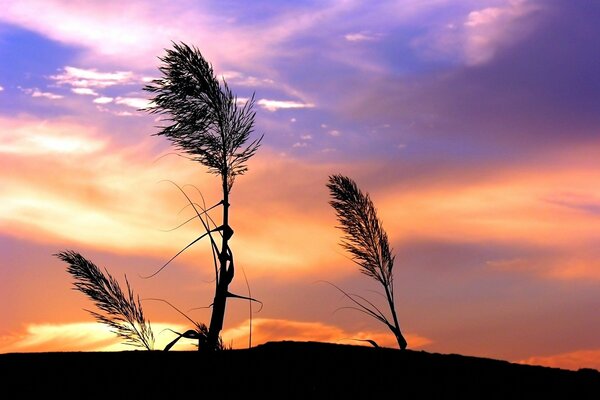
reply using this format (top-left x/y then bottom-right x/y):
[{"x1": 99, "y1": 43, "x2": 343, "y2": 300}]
[{"x1": 2, "y1": 113, "x2": 600, "y2": 369}]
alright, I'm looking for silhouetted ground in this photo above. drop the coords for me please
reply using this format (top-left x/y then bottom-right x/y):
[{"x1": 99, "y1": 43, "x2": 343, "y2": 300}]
[{"x1": 1, "y1": 341, "x2": 598, "y2": 398}]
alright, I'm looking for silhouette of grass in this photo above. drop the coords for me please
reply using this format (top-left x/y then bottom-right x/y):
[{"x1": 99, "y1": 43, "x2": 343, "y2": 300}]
[
  {"x1": 144, "y1": 42, "x2": 263, "y2": 350},
  {"x1": 327, "y1": 174, "x2": 408, "y2": 350},
  {"x1": 56, "y1": 250, "x2": 154, "y2": 350},
  {"x1": 144, "y1": 297, "x2": 227, "y2": 351}
]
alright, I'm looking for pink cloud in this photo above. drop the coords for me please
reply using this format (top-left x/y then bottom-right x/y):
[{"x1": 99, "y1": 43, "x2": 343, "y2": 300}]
[
  {"x1": 344, "y1": 31, "x2": 383, "y2": 42},
  {"x1": 0, "y1": 0, "x2": 273, "y2": 71},
  {"x1": 93, "y1": 96, "x2": 114, "y2": 104},
  {"x1": 20, "y1": 87, "x2": 63, "y2": 100},
  {"x1": 411, "y1": 0, "x2": 541, "y2": 65},
  {"x1": 71, "y1": 87, "x2": 98, "y2": 96}
]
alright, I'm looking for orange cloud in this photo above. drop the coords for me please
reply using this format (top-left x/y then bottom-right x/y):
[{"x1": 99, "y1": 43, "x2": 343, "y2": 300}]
[
  {"x1": 0, "y1": 116, "x2": 106, "y2": 155},
  {"x1": 376, "y1": 153, "x2": 600, "y2": 280},
  {"x1": 518, "y1": 349, "x2": 600, "y2": 371},
  {"x1": 222, "y1": 318, "x2": 432, "y2": 350},
  {"x1": 0, "y1": 319, "x2": 430, "y2": 353},
  {"x1": 5, "y1": 116, "x2": 600, "y2": 290},
  {"x1": 0, "y1": 322, "x2": 189, "y2": 353},
  {"x1": 487, "y1": 256, "x2": 600, "y2": 281},
  {"x1": 0, "y1": 116, "x2": 218, "y2": 256},
  {"x1": 0, "y1": 116, "x2": 354, "y2": 278}
]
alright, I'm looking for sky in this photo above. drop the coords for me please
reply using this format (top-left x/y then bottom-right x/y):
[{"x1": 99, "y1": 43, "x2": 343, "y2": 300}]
[{"x1": 0, "y1": 0, "x2": 599, "y2": 371}]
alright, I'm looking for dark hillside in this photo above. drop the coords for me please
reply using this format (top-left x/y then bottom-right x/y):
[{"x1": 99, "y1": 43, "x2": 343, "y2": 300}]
[{"x1": 1, "y1": 341, "x2": 598, "y2": 398}]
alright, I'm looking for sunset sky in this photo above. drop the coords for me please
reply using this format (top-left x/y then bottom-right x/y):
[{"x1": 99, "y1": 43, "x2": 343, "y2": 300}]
[{"x1": 1, "y1": 0, "x2": 599, "y2": 371}]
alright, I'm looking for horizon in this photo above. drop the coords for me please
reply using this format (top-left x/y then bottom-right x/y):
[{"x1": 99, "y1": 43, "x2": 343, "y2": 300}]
[{"x1": 1, "y1": 0, "x2": 599, "y2": 371}]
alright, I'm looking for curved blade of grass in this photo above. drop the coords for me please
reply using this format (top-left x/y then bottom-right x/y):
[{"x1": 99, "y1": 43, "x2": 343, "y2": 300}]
[
  {"x1": 319, "y1": 280, "x2": 391, "y2": 326},
  {"x1": 164, "y1": 329, "x2": 200, "y2": 351},
  {"x1": 140, "y1": 231, "x2": 212, "y2": 279}
]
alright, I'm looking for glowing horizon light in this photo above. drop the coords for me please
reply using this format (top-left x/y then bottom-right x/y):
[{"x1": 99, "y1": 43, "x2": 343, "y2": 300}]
[{"x1": 0, "y1": 322, "x2": 189, "y2": 353}]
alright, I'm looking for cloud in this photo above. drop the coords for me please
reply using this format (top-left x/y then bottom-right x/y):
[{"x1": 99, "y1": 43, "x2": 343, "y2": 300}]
[
  {"x1": 488, "y1": 256, "x2": 600, "y2": 281},
  {"x1": 257, "y1": 99, "x2": 315, "y2": 112},
  {"x1": 0, "y1": 0, "x2": 291, "y2": 70},
  {"x1": 0, "y1": 116, "x2": 105, "y2": 155},
  {"x1": 0, "y1": 322, "x2": 188, "y2": 352},
  {"x1": 51, "y1": 66, "x2": 136, "y2": 88},
  {"x1": 222, "y1": 318, "x2": 432, "y2": 350},
  {"x1": 0, "y1": 115, "x2": 205, "y2": 254},
  {"x1": 461, "y1": 0, "x2": 540, "y2": 65},
  {"x1": 20, "y1": 87, "x2": 63, "y2": 100},
  {"x1": 93, "y1": 96, "x2": 114, "y2": 104},
  {"x1": 344, "y1": 31, "x2": 382, "y2": 42},
  {"x1": 221, "y1": 70, "x2": 275, "y2": 87},
  {"x1": 0, "y1": 85, "x2": 4, "y2": 91},
  {"x1": 519, "y1": 349, "x2": 600, "y2": 371},
  {"x1": 328, "y1": 130, "x2": 341, "y2": 137},
  {"x1": 342, "y1": 2, "x2": 600, "y2": 155},
  {"x1": 71, "y1": 87, "x2": 98, "y2": 96},
  {"x1": 115, "y1": 96, "x2": 152, "y2": 109},
  {"x1": 0, "y1": 319, "x2": 431, "y2": 353},
  {"x1": 0, "y1": 115, "x2": 344, "y2": 277},
  {"x1": 410, "y1": 0, "x2": 541, "y2": 66},
  {"x1": 0, "y1": 1, "x2": 179, "y2": 65}
]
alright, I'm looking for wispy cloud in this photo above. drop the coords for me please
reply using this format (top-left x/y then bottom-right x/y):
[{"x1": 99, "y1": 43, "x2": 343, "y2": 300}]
[
  {"x1": 0, "y1": 116, "x2": 105, "y2": 155},
  {"x1": 20, "y1": 87, "x2": 63, "y2": 100},
  {"x1": 461, "y1": 0, "x2": 540, "y2": 65},
  {"x1": 71, "y1": 87, "x2": 98, "y2": 96},
  {"x1": 0, "y1": 116, "x2": 342, "y2": 274},
  {"x1": 411, "y1": 0, "x2": 540, "y2": 65},
  {"x1": 0, "y1": 0, "x2": 279, "y2": 70},
  {"x1": 115, "y1": 96, "x2": 151, "y2": 109},
  {"x1": 221, "y1": 70, "x2": 274, "y2": 87},
  {"x1": 257, "y1": 99, "x2": 314, "y2": 112},
  {"x1": 0, "y1": 318, "x2": 431, "y2": 353},
  {"x1": 93, "y1": 96, "x2": 114, "y2": 104},
  {"x1": 51, "y1": 66, "x2": 136, "y2": 88},
  {"x1": 344, "y1": 31, "x2": 382, "y2": 42},
  {"x1": 0, "y1": 322, "x2": 188, "y2": 352}
]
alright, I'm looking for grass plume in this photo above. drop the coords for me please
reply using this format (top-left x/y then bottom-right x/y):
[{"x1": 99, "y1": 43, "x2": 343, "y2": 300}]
[
  {"x1": 56, "y1": 250, "x2": 155, "y2": 350},
  {"x1": 327, "y1": 174, "x2": 408, "y2": 350}
]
